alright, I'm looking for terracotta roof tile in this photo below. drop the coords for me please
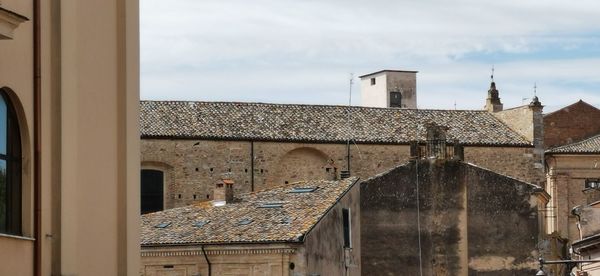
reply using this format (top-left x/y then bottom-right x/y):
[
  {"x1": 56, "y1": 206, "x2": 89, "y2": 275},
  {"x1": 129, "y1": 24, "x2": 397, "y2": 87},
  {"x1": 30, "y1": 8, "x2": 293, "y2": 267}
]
[
  {"x1": 140, "y1": 177, "x2": 359, "y2": 246},
  {"x1": 140, "y1": 101, "x2": 531, "y2": 146},
  {"x1": 547, "y1": 134, "x2": 600, "y2": 154}
]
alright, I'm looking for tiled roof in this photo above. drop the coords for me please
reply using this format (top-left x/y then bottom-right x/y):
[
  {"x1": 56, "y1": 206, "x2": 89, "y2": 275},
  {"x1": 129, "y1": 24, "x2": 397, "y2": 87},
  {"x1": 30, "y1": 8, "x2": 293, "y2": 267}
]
[
  {"x1": 547, "y1": 134, "x2": 600, "y2": 154},
  {"x1": 140, "y1": 101, "x2": 531, "y2": 146},
  {"x1": 140, "y1": 177, "x2": 359, "y2": 246}
]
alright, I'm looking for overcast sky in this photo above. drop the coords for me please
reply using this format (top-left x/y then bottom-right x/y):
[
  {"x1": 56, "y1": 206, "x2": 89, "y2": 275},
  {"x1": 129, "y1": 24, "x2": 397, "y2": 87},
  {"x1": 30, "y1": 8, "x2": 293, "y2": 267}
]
[{"x1": 141, "y1": 0, "x2": 600, "y2": 111}]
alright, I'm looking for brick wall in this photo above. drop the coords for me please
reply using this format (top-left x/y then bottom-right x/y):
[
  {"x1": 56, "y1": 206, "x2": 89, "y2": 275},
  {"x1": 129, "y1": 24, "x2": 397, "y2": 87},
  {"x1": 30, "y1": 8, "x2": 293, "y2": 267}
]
[
  {"x1": 544, "y1": 101, "x2": 600, "y2": 148},
  {"x1": 142, "y1": 139, "x2": 542, "y2": 209}
]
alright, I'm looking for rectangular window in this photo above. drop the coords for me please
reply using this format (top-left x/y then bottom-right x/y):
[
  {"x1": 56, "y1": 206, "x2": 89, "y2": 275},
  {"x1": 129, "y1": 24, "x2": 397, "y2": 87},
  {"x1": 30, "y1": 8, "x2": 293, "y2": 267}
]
[
  {"x1": 370, "y1": 78, "x2": 376, "y2": 85},
  {"x1": 343, "y1": 208, "x2": 351, "y2": 248},
  {"x1": 390, "y1": 91, "x2": 402, "y2": 108}
]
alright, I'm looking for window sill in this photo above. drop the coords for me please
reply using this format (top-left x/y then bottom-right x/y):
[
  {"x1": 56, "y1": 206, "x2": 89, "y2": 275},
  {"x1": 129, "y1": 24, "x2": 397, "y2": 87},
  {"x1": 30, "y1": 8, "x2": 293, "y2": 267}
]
[
  {"x1": 0, "y1": 6, "x2": 28, "y2": 40},
  {"x1": 0, "y1": 232, "x2": 35, "y2": 241}
]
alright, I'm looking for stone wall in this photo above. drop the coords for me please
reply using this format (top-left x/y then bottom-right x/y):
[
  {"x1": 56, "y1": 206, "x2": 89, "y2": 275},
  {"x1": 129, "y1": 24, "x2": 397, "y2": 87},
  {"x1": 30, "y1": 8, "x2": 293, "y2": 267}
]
[
  {"x1": 544, "y1": 100, "x2": 600, "y2": 148},
  {"x1": 142, "y1": 139, "x2": 541, "y2": 209},
  {"x1": 360, "y1": 160, "x2": 543, "y2": 275}
]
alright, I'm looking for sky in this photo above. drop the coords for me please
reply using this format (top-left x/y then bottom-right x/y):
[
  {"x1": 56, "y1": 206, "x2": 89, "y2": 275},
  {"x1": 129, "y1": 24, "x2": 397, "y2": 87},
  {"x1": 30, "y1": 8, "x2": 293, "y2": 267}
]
[{"x1": 141, "y1": 0, "x2": 600, "y2": 112}]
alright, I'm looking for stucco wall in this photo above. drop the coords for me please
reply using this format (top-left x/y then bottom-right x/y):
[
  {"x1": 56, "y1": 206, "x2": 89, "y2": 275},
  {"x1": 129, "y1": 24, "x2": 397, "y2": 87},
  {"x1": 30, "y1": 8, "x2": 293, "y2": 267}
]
[
  {"x1": 0, "y1": 0, "x2": 140, "y2": 275},
  {"x1": 546, "y1": 154, "x2": 600, "y2": 241},
  {"x1": 142, "y1": 139, "x2": 541, "y2": 209},
  {"x1": 360, "y1": 160, "x2": 541, "y2": 275},
  {"x1": 303, "y1": 179, "x2": 360, "y2": 276}
]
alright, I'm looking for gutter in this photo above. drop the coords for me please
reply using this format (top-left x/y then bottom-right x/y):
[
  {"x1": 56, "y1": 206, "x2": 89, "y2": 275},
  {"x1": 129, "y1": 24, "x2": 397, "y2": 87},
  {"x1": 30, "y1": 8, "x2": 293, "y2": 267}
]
[{"x1": 33, "y1": 0, "x2": 42, "y2": 275}]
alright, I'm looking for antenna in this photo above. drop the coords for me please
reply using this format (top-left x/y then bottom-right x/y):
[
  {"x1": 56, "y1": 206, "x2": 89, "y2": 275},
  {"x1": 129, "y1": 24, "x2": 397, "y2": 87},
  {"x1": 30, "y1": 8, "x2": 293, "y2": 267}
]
[
  {"x1": 534, "y1": 82, "x2": 537, "y2": 97},
  {"x1": 454, "y1": 100, "x2": 457, "y2": 110},
  {"x1": 491, "y1": 65, "x2": 495, "y2": 82},
  {"x1": 346, "y1": 73, "x2": 353, "y2": 175}
]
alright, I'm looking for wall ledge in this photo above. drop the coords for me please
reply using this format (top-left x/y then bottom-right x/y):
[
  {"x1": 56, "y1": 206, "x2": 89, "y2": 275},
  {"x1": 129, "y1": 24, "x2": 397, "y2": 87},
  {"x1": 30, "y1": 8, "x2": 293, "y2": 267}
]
[{"x1": 0, "y1": 6, "x2": 28, "y2": 39}]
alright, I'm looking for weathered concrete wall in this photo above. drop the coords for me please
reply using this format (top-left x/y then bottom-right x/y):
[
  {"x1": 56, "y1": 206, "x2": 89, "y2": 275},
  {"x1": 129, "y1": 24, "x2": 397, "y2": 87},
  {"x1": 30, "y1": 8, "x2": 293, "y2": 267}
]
[
  {"x1": 304, "y1": 179, "x2": 360, "y2": 276},
  {"x1": 544, "y1": 101, "x2": 600, "y2": 149},
  {"x1": 360, "y1": 160, "x2": 541, "y2": 276},
  {"x1": 142, "y1": 139, "x2": 541, "y2": 209}
]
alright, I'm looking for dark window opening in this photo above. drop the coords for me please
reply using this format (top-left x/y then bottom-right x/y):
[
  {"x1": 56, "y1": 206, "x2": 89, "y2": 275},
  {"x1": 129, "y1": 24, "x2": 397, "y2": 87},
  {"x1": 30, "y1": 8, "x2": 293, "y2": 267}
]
[
  {"x1": 178, "y1": 194, "x2": 181, "y2": 199},
  {"x1": 370, "y1": 78, "x2": 376, "y2": 85},
  {"x1": 0, "y1": 89, "x2": 22, "y2": 235},
  {"x1": 260, "y1": 169, "x2": 264, "y2": 174},
  {"x1": 585, "y1": 179, "x2": 600, "y2": 190},
  {"x1": 326, "y1": 168, "x2": 331, "y2": 172},
  {"x1": 193, "y1": 194, "x2": 197, "y2": 200},
  {"x1": 195, "y1": 167, "x2": 199, "y2": 172},
  {"x1": 228, "y1": 168, "x2": 231, "y2": 172},
  {"x1": 141, "y1": 169, "x2": 164, "y2": 214},
  {"x1": 343, "y1": 208, "x2": 351, "y2": 248},
  {"x1": 209, "y1": 168, "x2": 213, "y2": 172},
  {"x1": 206, "y1": 194, "x2": 210, "y2": 199},
  {"x1": 390, "y1": 91, "x2": 402, "y2": 108},
  {"x1": 244, "y1": 168, "x2": 248, "y2": 173},
  {"x1": 284, "y1": 181, "x2": 289, "y2": 184}
]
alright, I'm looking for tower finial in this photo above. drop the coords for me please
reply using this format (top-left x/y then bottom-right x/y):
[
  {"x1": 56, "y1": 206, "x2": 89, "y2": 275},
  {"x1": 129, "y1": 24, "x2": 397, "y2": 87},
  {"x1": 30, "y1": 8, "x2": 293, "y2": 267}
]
[
  {"x1": 491, "y1": 65, "x2": 495, "y2": 82},
  {"x1": 533, "y1": 82, "x2": 537, "y2": 97}
]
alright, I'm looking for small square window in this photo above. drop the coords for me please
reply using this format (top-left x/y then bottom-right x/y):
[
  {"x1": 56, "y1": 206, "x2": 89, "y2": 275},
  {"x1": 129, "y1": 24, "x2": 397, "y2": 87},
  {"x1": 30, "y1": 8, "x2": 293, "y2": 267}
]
[
  {"x1": 370, "y1": 78, "x2": 376, "y2": 85},
  {"x1": 585, "y1": 179, "x2": 600, "y2": 190}
]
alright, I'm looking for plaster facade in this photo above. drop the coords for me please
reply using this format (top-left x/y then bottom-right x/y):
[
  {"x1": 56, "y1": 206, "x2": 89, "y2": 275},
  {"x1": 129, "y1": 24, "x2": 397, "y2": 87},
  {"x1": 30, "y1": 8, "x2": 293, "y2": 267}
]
[
  {"x1": 545, "y1": 154, "x2": 600, "y2": 241},
  {"x1": 0, "y1": 0, "x2": 140, "y2": 275},
  {"x1": 359, "y1": 70, "x2": 417, "y2": 109}
]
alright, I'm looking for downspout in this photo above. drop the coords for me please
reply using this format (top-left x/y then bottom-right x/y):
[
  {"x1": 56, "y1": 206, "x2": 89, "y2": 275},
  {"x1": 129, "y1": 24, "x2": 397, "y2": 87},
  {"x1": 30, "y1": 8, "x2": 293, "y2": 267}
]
[
  {"x1": 201, "y1": 245, "x2": 212, "y2": 276},
  {"x1": 250, "y1": 141, "x2": 254, "y2": 192},
  {"x1": 33, "y1": 0, "x2": 42, "y2": 275}
]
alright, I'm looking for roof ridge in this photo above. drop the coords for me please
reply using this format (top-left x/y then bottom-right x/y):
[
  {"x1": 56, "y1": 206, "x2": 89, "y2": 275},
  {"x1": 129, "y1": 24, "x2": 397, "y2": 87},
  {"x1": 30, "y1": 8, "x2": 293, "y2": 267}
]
[
  {"x1": 547, "y1": 132, "x2": 600, "y2": 153},
  {"x1": 140, "y1": 100, "x2": 489, "y2": 112},
  {"x1": 544, "y1": 99, "x2": 600, "y2": 117}
]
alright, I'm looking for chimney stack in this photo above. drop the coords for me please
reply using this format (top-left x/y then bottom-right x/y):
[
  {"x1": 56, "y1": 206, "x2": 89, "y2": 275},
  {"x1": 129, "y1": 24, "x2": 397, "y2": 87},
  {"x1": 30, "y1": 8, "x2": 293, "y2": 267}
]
[{"x1": 214, "y1": 179, "x2": 234, "y2": 205}]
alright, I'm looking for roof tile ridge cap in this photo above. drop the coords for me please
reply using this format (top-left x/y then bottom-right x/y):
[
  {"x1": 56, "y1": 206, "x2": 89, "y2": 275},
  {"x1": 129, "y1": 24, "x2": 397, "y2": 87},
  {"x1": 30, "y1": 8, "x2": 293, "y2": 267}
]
[{"x1": 548, "y1": 133, "x2": 600, "y2": 151}]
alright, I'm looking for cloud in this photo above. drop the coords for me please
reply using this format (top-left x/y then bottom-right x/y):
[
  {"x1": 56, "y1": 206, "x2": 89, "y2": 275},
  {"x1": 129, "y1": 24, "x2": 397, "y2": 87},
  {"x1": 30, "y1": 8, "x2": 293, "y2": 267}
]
[{"x1": 141, "y1": 0, "x2": 600, "y2": 111}]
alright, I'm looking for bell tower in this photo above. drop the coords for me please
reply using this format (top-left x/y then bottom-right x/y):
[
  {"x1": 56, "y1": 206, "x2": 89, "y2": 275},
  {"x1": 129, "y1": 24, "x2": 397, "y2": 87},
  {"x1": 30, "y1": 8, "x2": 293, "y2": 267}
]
[{"x1": 485, "y1": 67, "x2": 503, "y2": 112}]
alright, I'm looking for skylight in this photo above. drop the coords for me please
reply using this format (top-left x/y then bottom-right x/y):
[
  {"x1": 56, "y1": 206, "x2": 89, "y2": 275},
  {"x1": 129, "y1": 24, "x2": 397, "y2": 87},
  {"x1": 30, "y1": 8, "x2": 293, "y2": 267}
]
[
  {"x1": 290, "y1": 187, "x2": 318, "y2": 193},
  {"x1": 258, "y1": 202, "x2": 284, "y2": 208},
  {"x1": 238, "y1": 218, "x2": 253, "y2": 225},
  {"x1": 154, "y1": 222, "x2": 171, "y2": 229},
  {"x1": 193, "y1": 220, "x2": 210, "y2": 228}
]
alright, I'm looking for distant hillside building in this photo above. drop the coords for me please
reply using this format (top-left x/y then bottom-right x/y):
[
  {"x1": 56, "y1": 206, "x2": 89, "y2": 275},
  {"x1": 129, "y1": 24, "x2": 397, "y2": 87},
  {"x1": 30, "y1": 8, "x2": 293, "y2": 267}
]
[{"x1": 140, "y1": 178, "x2": 360, "y2": 276}]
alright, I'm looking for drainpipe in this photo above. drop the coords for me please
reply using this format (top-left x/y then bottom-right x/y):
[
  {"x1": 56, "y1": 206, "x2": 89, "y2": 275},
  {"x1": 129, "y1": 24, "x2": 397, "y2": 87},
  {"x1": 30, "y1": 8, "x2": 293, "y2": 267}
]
[
  {"x1": 33, "y1": 0, "x2": 42, "y2": 275},
  {"x1": 250, "y1": 141, "x2": 254, "y2": 192},
  {"x1": 201, "y1": 245, "x2": 211, "y2": 276}
]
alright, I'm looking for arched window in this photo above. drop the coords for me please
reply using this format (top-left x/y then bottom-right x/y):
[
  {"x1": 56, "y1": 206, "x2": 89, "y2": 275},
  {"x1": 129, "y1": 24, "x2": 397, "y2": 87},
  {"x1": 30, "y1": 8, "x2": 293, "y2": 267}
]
[
  {"x1": 141, "y1": 169, "x2": 164, "y2": 214},
  {"x1": 0, "y1": 89, "x2": 22, "y2": 235}
]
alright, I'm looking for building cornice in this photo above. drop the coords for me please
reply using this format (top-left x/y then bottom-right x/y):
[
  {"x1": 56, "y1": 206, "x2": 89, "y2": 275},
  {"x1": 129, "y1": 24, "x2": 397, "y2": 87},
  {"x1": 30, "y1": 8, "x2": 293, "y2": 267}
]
[
  {"x1": 141, "y1": 247, "x2": 296, "y2": 257},
  {"x1": 0, "y1": 6, "x2": 28, "y2": 39}
]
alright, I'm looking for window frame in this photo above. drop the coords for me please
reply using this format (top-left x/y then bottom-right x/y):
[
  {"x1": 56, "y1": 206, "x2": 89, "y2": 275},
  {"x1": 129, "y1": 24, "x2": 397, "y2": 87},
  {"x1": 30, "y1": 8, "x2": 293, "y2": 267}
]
[
  {"x1": 140, "y1": 168, "x2": 165, "y2": 214},
  {"x1": 0, "y1": 89, "x2": 22, "y2": 235},
  {"x1": 342, "y1": 207, "x2": 352, "y2": 248}
]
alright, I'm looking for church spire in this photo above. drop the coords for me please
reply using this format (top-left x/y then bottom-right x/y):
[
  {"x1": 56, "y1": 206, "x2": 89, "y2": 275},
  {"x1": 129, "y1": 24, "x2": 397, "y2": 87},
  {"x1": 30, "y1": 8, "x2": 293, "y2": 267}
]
[{"x1": 485, "y1": 66, "x2": 503, "y2": 112}]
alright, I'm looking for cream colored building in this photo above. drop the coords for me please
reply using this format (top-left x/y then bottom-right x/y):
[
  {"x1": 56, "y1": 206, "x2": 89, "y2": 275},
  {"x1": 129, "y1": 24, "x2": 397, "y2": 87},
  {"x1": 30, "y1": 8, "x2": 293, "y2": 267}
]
[
  {"x1": 545, "y1": 134, "x2": 600, "y2": 242},
  {"x1": 0, "y1": 0, "x2": 140, "y2": 275}
]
